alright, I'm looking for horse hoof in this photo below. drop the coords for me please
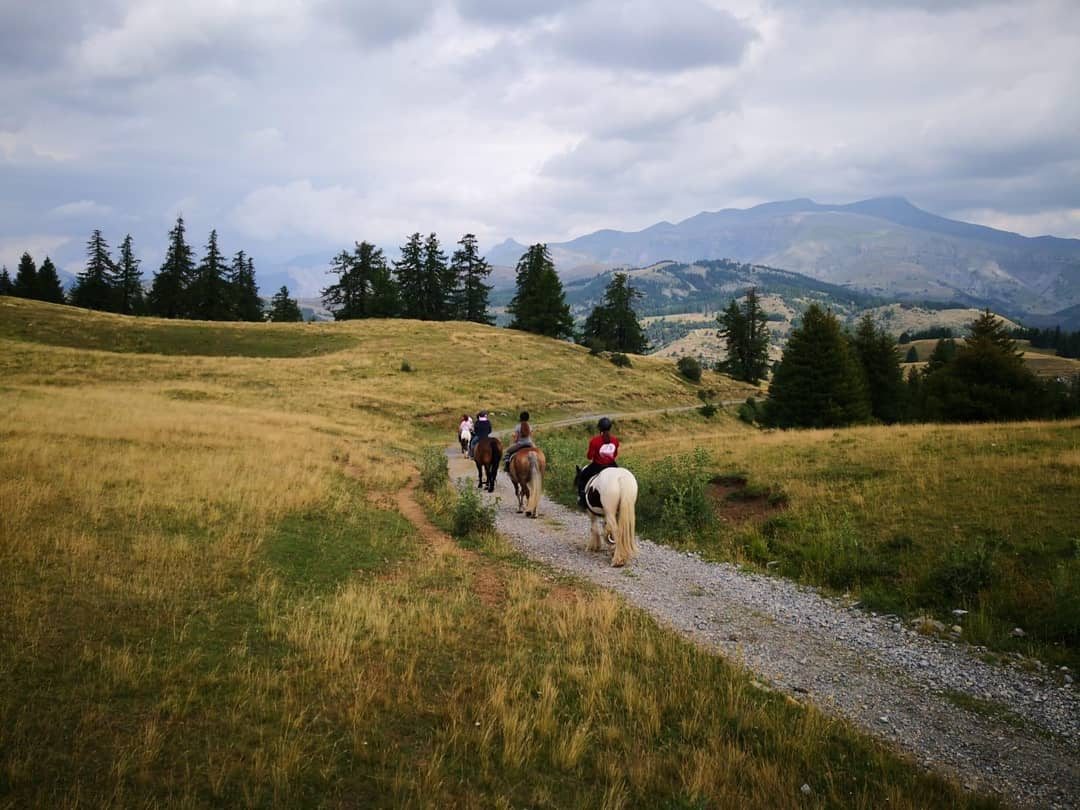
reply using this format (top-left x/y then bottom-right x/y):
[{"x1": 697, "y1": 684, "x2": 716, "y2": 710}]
[{"x1": 612, "y1": 559, "x2": 625, "y2": 568}]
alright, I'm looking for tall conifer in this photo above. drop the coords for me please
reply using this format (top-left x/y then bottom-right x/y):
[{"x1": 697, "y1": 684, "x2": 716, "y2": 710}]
[
  {"x1": 115, "y1": 235, "x2": 145, "y2": 315},
  {"x1": 851, "y1": 314, "x2": 904, "y2": 423},
  {"x1": 13, "y1": 252, "x2": 38, "y2": 299},
  {"x1": 449, "y1": 234, "x2": 493, "y2": 323},
  {"x1": 188, "y1": 230, "x2": 231, "y2": 320},
  {"x1": 229, "y1": 252, "x2": 262, "y2": 321},
  {"x1": 507, "y1": 244, "x2": 573, "y2": 339},
  {"x1": 718, "y1": 287, "x2": 770, "y2": 384},
  {"x1": 70, "y1": 230, "x2": 116, "y2": 311},
  {"x1": 765, "y1": 303, "x2": 870, "y2": 428},
  {"x1": 36, "y1": 257, "x2": 67, "y2": 304},
  {"x1": 394, "y1": 233, "x2": 425, "y2": 319},
  {"x1": 149, "y1": 215, "x2": 195, "y2": 318},
  {"x1": 422, "y1": 232, "x2": 449, "y2": 320},
  {"x1": 0, "y1": 267, "x2": 12, "y2": 295},
  {"x1": 582, "y1": 272, "x2": 647, "y2": 353}
]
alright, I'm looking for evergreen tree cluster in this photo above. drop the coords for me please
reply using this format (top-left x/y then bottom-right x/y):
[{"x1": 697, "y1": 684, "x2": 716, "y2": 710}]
[
  {"x1": 909, "y1": 310, "x2": 1078, "y2": 421},
  {"x1": 321, "y1": 233, "x2": 493, "y2": 324},
  {"x1": 763, "y1": 306, "x2": 1080, "y2": 429},
  {"x1": 2, "y1": 218, "x2": 267, "y2": 322},
  {"x1": 146, "y1": 219, "x2": 263, "y2": 321},
  {"x1": 1013, "y1": 325, "x2": 1080, "y2": 359},
  {"x1": 717, "y1": 288, "x2": 771, "y2": 384},
  {"x1": 3, "y1": 252, "x2": 67, "y2": 304}
]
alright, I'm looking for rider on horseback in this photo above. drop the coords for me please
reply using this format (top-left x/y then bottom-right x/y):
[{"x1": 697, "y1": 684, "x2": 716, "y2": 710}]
[
  {"x1": 578, "y1": 416, "x2": 619, "y2": 508},
  {"x1": 469, "y1": 410, "x2": 492, "y2": 458},
  {"x1": 503, "y1": 411, "x2": 534, "y2": 471}
]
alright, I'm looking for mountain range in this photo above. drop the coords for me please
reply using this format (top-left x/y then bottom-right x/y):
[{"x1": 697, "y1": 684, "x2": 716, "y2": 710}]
[{"x1": 486, "y1": 197, "x2": 1080, "y2": 321}]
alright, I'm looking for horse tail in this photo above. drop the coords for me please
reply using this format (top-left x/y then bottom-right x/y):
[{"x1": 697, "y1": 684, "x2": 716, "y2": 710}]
[
  {"x1": 616, "y1": 471, "x2": 638, "y2": 559},
  {"x1": 526, "y1": 452, "x2": 542, "y2": 515}
]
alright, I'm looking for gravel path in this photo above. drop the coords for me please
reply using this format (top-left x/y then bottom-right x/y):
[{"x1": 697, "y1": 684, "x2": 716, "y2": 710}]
[{"x1": 448, "y1": 442, "x2": 1079, "y2": 809}]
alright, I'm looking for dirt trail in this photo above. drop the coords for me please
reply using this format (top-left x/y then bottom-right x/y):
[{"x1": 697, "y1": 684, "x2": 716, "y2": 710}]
[{"x1": 441, "y1": 425, "x2": 1080, "y2": 810}]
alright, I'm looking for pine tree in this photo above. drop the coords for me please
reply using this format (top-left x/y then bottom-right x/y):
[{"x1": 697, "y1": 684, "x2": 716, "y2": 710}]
[
  {"x1": 507, "y1": 243, "x2": 574, "y2": 339},
  {"x1": 13, "y1": 252, "x2": 38, "y2": 299},
  {"x1": 394, "y1": 233, "x2": 425, "y2": 319},
  {"x1": 422, "y1": 232, "x2": 450, "y2": 320},
  {"x1": 366, "y1": 246, "x2": 400, "y2": 318},
  {"x1": 322, "y1": 242, "x2": 397, "y2": 320},
  {"x1": 114, "y1": 235, "x2": 145, "y2": 315},
  {"x1": 36, "y1": 257, "x2": 67, "y2": 304},
  {"x1": 764, "y1": 303, "x2": 870, "y2": 428},
  {"x1": 717, "y1": 288, "x2": 770, "y2": 384},
  {"x1": 149, "y1": 216, "x2": 196, "y2": 318},
  {"x1": 921, "y1": 309, "x2": 1045, "y2": 422},
  {"x1": 188, "y1": 230, "x2": 232, "y2": 320},
  {"x1": 449, "y1": 234, "x2": 493, "y2": 324},
  {"x1": 70, "y1": 230, "x2": 117, "y2": 311},
  {"x1": 581, "y1": 272, "x2": 648, "y2": 353},
  {"x1": 228, "y1": 252, "x2": 263, "y2": 322},
  {"x1": 268, "y1": 286, "x2": 303, "y2": 322},
  {"x1": 904, "y1": 345, "x2": 919, "y2": 363},
  {"x1": 0, "y1": 267, "x2": 12, "y2": 296},
  {"x1": 851, "y1": 314, "x2": 904, "y2": 423}
]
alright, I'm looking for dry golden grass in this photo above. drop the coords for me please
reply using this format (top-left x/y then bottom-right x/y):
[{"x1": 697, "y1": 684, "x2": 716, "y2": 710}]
[{"x1": 0, "y1": 298, "x2": 997, "y2": 807}]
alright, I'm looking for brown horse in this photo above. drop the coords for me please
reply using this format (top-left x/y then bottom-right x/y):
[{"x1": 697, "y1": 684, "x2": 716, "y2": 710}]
[
  {"x1": 508, "y1": 447, "x2": 546, "y2": 517},
  {"x1": 473, "y1": 436, "x2": 503, "y2": 492}
]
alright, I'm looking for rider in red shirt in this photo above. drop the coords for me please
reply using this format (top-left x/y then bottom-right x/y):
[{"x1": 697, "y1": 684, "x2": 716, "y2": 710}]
[{"x1": 577, "y1": 417, "x2": 618, "y2": 508}]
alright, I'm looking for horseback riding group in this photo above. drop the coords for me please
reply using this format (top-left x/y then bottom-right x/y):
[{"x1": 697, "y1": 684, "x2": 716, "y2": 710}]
[{"x1": 456, "y1": 411, "x2": 638, "y2": 567}]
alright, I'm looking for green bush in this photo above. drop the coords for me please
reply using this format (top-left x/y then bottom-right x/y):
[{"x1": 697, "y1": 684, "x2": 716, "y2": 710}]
[
  {"x1": 400, "y1": 358, "x2": 413, "y2": 372},
  {"x1": 418, "y1": 446, "x2": 448, "y2": 493},
  {"x1": 737, "y1": 397, "x2": 762, "y2": 424},
  {"x1": 698, "y1": 402, "x2": 718, "y2": 418},
  {"x1": 676, "y1": 356, "x2": 702, "y2": 382},
  {"x1": 924, "y1": 536, "x2": 1001, "y2": 603},
  {"x1": 638, "y1": 448, "x2": 713, "y2": 540},
  {"x1": 452, "y1": 483, "x2": 497, "y2": 538},
  {"x1": 610, "y1": 352, "x2": 632, "y2": 368}
]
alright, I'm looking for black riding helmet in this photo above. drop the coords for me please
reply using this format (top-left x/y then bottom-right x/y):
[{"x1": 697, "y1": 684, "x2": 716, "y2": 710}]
[
  {"x1": 519, "y1": 411, "x2": 529, "y2": 421},
  {"x1": 597, "y1": 416, "x2": 612, "y2": 432}
]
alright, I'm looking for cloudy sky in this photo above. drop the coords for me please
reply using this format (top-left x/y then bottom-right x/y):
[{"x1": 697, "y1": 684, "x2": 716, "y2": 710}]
[{"x1": 2, "y1": 0, "x2": 1079, "y2": 291}]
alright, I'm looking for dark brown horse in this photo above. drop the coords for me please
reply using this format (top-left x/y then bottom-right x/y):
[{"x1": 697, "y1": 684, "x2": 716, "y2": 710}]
[
  {"x1": 508, "y1": 446, "x2": 546, "y2": 517},
  {"x1": 473, "y1": 436, "x2": 503, "y2": 492}
]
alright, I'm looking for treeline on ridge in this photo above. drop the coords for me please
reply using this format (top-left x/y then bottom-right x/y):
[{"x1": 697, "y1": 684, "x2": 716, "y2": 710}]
[{"x1": 0, "y1": 217, "x2": 303, "y2": 323}]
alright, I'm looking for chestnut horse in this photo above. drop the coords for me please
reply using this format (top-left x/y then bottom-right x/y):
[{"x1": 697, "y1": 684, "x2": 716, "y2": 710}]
[
  {"x1": 508, "y1": 447, "x2": 546, "y2": 517},
  {"x1": 473, "y1": 436, "x2": 502, "y2": 492}
]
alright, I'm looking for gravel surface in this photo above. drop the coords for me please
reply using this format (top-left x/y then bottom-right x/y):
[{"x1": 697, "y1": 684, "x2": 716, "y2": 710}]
[{"x1": 448, "y1": 446, "x2": 1080, "y2": 809}]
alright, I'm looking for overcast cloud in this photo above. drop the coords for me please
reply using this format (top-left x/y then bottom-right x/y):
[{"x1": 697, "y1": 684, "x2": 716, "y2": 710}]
[{"x1": 2, "y1": 0, "x2": 1078, "y2": 293}]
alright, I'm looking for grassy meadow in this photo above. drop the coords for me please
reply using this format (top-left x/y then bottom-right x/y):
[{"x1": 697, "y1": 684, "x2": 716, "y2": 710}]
[
  {"x1": 0, "y1": 297, "x2": 1002, "y2": 807},
  {"x1": 542, "y1": 413, "x2": 1080, "y2": 669}
]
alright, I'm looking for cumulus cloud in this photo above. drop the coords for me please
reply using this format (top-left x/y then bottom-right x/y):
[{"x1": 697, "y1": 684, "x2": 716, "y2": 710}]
[
  {"x1": 49, "y1": 200, "x2": 114, "y2": 218},
  {"x1": 0, "y1": 234, "x2": 71, "y2": 269},
  {"x1": 550, "y1": 0, "x2": 758, "y2": 73}
]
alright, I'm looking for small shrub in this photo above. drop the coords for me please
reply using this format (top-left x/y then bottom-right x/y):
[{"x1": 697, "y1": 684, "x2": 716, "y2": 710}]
[
  {"x1": 925, "y1": 537, "x2": 1001, "y2": 602},
  {"x1": 676, "y1": 356, "x2": 702, "y2": 382},
  {"x1": 610, "y1": 352, "x2": 632, "y2": 368},
  {"x1": 400, "y1": 358, "x2": 413, "y2": 372},
  {"x1": 737, "y1": 397, "x2": 762, "y2": 425},
  {"x1": 418, "y1": 446, "x2": 448, "y2": 493},
  {"x1": 698, "y1": 402, "x2": 718, "y2": 418},
  {"x1": 452, "y1": 483, "x2": 496, "y2": 538},
  {"x1": 639, "y1": 448, "x2": 713, "y2": 540}
]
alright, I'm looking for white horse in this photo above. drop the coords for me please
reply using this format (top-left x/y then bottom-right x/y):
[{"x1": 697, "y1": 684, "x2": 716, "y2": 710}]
[
  {"x1": 576, "y1": 466, "x2": 638, "y2": 567},
  {"x1": 459, "y1": 425, "x2": 471, "y2": 456}
]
